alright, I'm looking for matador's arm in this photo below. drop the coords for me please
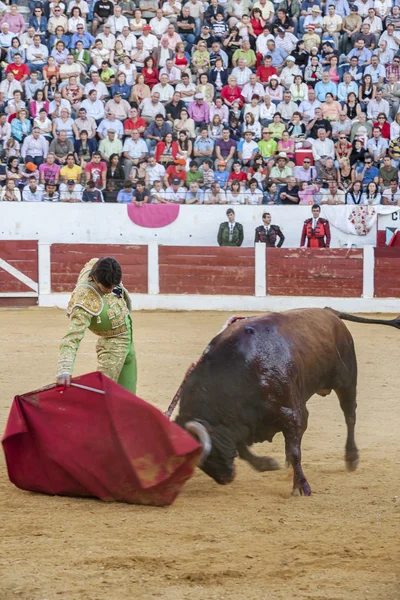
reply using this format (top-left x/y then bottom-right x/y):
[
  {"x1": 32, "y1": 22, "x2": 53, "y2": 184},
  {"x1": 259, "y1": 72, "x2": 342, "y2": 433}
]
[{"x1": 57, "y1": 307, "x2": 93, "y2": 378}]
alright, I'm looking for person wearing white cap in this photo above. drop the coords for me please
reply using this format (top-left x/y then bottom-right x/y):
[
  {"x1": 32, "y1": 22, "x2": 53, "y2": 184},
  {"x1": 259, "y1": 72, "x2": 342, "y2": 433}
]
[{"x1": 280, "y1": 55, "x2": 301, "y2": 89}]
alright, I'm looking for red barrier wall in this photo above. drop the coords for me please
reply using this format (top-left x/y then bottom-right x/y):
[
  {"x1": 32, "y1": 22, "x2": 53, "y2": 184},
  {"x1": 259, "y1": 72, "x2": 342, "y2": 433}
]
[
  {"x1": 0, "y1": 241, "x2": 38, "y2": 293},
  {"x1": 159, "y1": 246, "x2": 255, "y2": 295},
  {"x1": 266, "y1": 249, "x2": 363, "y2": 297},
  {"x1": 374, "y1": 248, "x2": 400, "y2": 298},
  {"x1": 51, "y1": 244, "x2": 148, "y2": 293}
]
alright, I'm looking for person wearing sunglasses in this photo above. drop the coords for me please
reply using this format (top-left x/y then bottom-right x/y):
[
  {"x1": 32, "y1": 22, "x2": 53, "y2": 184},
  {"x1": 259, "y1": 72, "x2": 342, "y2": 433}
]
[{"x1": 355, "y1": 154, "x2": 379, "y2": 186}]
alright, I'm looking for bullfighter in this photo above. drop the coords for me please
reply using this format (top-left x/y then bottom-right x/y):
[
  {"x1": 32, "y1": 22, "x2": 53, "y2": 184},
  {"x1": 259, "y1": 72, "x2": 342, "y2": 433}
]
[{"x1": 56, "y1": 257, "x2": 137, "y2": 393}]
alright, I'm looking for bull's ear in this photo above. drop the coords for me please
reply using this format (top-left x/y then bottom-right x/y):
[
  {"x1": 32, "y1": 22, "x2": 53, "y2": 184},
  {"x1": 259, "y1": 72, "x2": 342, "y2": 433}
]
[{"x1": 185, "y1": 421, "x2": 212, "y2": 465}]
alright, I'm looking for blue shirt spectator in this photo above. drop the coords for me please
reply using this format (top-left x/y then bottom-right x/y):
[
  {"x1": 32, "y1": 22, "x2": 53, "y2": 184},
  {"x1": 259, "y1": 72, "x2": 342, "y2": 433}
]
[
  {"x1": 69, "y1": 31, "x2": 96, "y2": 50},
  {"x1": 315, "y1": 78, "x2": 338, "y2": 102}
]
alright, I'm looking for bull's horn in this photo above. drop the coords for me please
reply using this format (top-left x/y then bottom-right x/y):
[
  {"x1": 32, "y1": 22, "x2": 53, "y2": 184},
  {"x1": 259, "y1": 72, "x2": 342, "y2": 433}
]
[{"x1": 185, "y1": 421, "x2": 212, "y2": 465}]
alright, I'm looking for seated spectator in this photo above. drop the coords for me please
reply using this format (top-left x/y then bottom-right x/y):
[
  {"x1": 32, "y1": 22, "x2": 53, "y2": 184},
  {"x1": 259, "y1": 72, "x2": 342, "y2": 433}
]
[
  {"x1": 22, "y1": 176, "x2": 44, "y2": 202},
  {"x1": 43, "y1": 182, "x2": 60, "y2": 202},
  {"x1": 318, "y1": 179, "x2": 344, "y2": 205},
  {"x1": 82, "y1": 180, "x2": 105, "y2": 203},
  {"x1": 59, "y1": 180, "x2": 84, "y2": 202},
  {"x1": 346, "y1": 181, "x2": 364, "y2": 205},
  {"x1": 131, "y1": 180, "x2": 150, "y2": 205},
  {"x1": 279, "y1": 177, "x2": 300, "y2": 205},
  {"x1": 361, "y1": 181, "x2": 381, "y2": 205},
  {"x1": 381, "y1": 179, "x2": 400, "y2": 205},
  {"x1": 165, "y1": 177, "x2": 187, "y2": 203}
]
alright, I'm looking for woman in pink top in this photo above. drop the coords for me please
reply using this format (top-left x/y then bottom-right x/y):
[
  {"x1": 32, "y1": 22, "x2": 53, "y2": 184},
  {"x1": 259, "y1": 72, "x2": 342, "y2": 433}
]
[
  {"x1": 0, "y1": 5, "x2": 26, "y2": 34},
  {"x1": 265, "y1": 75, "x2": 283, "y2": 105},
  {"x1": 277, "y1": 130, "x2": 295, "y2": 160},
  {"x1": 321, "y1": 93, "x2": 341, "y2": 121},
  {"x1": 298, "y1": 181, "x2": 319, "y2": 205},
  {"x1": 326, "y1": 55, "x2": 340, "y2": 84}
]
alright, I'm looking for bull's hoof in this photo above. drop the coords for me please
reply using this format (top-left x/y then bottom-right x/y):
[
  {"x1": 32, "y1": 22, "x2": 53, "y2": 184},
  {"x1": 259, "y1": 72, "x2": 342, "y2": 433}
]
[
  {"x1": 250, "y1": 456, "x2": 280, "y2": 472},
  {"x1": 292, "y1": 482, "x2": 312, "y2": 497},
  {"x1": 346, "y1": 457, "x2": 359, "y2": 472}
]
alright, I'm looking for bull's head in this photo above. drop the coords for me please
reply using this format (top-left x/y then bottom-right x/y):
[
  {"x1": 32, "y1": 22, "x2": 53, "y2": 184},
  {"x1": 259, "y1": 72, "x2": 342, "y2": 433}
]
[{"x1": 184, "y1": 420, "x2": 237, "y2": 485}]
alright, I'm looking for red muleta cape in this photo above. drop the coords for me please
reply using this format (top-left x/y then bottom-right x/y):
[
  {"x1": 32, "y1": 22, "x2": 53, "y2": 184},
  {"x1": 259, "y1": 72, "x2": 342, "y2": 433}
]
[{"x1": 2, "y1": 372, "x2": 201, "y2": 506}]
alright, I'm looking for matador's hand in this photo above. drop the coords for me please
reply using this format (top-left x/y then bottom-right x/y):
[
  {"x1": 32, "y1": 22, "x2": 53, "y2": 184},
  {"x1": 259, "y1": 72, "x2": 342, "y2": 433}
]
[{"x1": 56, "y1": 374, "x2": 71, "y2": 387}]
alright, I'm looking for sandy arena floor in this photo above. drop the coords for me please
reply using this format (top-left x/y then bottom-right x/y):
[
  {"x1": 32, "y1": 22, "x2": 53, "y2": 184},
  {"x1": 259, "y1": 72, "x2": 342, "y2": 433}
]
[{"x1": 0, "y1": 308, "x2": 399, "y2": 600}]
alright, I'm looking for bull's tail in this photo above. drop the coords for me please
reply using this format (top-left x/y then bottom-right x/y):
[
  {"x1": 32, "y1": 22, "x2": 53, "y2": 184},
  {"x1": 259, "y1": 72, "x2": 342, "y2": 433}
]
[{"x1": 325, "y1": 307, "x2": 400, "y2": 329}]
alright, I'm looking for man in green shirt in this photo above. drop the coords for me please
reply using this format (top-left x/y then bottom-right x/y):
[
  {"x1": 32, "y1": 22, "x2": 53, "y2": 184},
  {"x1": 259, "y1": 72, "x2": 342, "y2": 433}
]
[
  {"x1": 186, "y1": 161, "x2": 204, "y2": 187},
  {"x1": 258, "y1": 130, "x2": 278, "y2": 160},
  {"x1": 98, "y1": 129, "x2": 123, "y2": 162},
  {"x1": 232, "y1": 40, "x2": 256, "y2": 68},
  {"x1": 269, "y1": 153, "x2": 293, "y2": 189}
]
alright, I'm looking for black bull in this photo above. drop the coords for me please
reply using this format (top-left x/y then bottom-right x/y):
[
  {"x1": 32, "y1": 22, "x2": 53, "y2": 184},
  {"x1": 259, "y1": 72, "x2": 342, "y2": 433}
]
[{"x1": 175, "y1": 308, "x2": 400, "y2": 496}]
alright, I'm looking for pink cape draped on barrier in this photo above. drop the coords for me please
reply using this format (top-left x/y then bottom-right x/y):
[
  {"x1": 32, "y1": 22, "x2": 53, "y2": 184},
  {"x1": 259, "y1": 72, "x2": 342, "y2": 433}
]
[
  {"x1": 2, "y1": 372, "x2": 201, "y2": 506},
  {"x1": 127, "y1": 204, "x2": 180, "y2": 228}
]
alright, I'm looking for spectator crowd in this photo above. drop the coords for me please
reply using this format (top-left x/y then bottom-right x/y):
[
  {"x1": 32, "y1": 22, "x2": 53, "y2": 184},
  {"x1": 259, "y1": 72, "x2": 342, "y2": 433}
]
[{"x1": 0, "y1": 0, "x2": 399, "y2": 206}]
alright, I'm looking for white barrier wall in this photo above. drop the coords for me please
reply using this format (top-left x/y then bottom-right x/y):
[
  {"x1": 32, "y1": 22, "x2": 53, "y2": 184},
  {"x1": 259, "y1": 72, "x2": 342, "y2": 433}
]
[{"x1": 0, "y1": 204, "x2": 377, "y2": 248}]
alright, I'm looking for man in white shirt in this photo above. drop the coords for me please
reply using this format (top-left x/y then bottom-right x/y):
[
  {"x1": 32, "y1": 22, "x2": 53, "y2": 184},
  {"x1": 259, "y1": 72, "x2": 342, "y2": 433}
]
[
  {"x1": 275, "y1": 27, "x2": 298, "y2": 55},
  {"x1": 105, "y1": 5, "x2": 129, "y2": 34},
  {"x1": 68, "y1": 0, "x2": 89, "y2": 16},
  {"x1": 146, "y1": 155, "x2": 167, "y2": 186},
  {"x1": 312, "y1": 127, "x2": 335, "y2": 170},
  {"x1": 123, "y1": 129, "x2": 148, "y2": 177},
  {"x1": 322, "y1": 5, "x2": 342, "y2": 49},
  {"x1": 231, "y1": 58, "x2": 252, "y2": 87},
  {"x1": 364, "y1": 55, "x2": 385, "y2": 84},
  {"x1": 80, "y1": 90, "x2": 106, "y2": 121},
  {"x1": 253, "y1": 0, "x2": 274, "y2": 20},
  {"x1": 140, "y1": 93, "x2": 167, "y2": 123},
  {"x1": 366, "y1": 89, "x2": 390, "y2": 120},
  {"x1": 22, "y1": 177, "x2": 44, "y2": 202},
  {"x1": 104, "y1": 93, "x2": 131, "y2": 120},
  {"x1": 83, "y1": 72, "x2": 109, "y2": 99},
  {"x1": 97, "y1": 24, "x2": 116, "y2": 50},
  {"x1": 152, "y1": 75, "x2": 175, "y2": 104},
  {"x1": 139, "y1": 25, "x2": 158, "y2": 53},
  {"x1": 21, "y1": 128, "x2": 49, "y2": 165},
  {"x1": 165, "y1": 178, "x2": 187, "y2": 203},
  {"x1": 59, "y1": 53, "x2": 82, "y2": 81},
  {"x1": 117, "y1": 27, "x2": 137, "y2": 52},
  {"x1": 277, "y1": 91, "x2": 299, "y2": 121},
  {"x1": 26, "y1": 35, "x2": 49, "y2": 71},
  {"x1": 149, "y1": 9, "x2": 170, "y2": 38},
  {"x1": 364, "y1": 7, "x2": 382, "y2": 34},
  {"x1": 176, "y1": 74, "x2": 196, "y2": 104},
  {"x1": 59, "y1": 181, "x2": 84, "y2": 202},
  {"x1": 48, "y1": 8, "x2": 68, "y2": 34},
  {"x1": 354, "y1": 0, "x2": 373, "y2": 18},
  {"x1": 48, "y1": 92, "x2": 72, "y2": 118},
  {"x1": 97, "y1": 111, "x2": 124, "y2": 139},
  {"x1": 159, "y1": 59, "x2": 181, "y2": 85},
  {"x1": 256, "y1": 26, "x2": 274, "y2": 55},
  {"x1": 0, "y1": 71, "x2": 22, "y2": 102},
  {"x1": 238, "y1": 131, "x2": 259, "y2": 167},
  {"x1": 162, "y1": 0, "x2": 182, "y2": 23},
  {"x1": 241, "y1": 74, "x2": 265, "y2": 103}
]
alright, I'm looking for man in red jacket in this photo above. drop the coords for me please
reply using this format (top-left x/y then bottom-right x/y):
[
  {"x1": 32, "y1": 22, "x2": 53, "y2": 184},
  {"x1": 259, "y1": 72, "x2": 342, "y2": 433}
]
[{"x1": 300, "y1": 204, "x2": 331, "y2": 248}]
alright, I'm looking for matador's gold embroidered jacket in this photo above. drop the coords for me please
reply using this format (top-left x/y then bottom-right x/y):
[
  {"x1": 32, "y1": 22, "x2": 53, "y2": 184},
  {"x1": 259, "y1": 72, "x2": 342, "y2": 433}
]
[{"x1": 57, "y1": 258, "x2": 133, "y2": 379}]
